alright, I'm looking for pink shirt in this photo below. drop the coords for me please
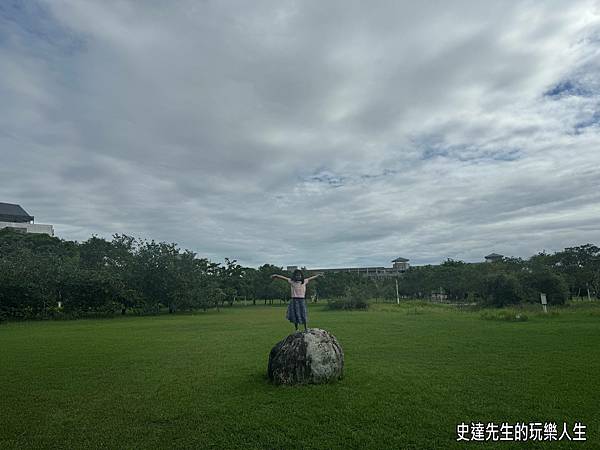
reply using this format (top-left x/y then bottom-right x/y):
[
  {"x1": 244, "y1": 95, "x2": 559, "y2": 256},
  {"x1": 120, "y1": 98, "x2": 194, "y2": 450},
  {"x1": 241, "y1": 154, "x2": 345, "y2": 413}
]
[{"x1": 289, "y1": 279, "x2": 308, "y2": 298}]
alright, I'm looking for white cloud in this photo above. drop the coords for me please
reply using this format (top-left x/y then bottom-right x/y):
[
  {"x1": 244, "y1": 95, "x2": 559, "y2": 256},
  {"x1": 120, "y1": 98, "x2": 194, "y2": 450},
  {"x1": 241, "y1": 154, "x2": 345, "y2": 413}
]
[{"x1": 1, "y1": 0, "x2": 599, "y2": 267}]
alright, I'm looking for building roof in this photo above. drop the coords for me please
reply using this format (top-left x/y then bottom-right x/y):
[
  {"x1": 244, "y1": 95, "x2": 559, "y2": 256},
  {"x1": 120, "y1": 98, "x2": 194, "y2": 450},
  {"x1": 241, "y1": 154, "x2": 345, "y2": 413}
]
[
  {"x1": 0, "y1": 202, "x2": 34, "y2": 223},
  {"x1": 392, "y1": 257, "x2": 409, "y2": 262},
  {"x1": 484, "y1": 253, "x2": 504, "y2": 259}
]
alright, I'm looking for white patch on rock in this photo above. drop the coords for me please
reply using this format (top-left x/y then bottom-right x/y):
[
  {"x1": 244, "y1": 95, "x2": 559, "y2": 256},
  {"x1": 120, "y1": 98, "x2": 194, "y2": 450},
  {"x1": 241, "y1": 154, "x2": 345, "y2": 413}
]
[{"x1": 303, "y1": 329, "x2": 344, "y2": 383}]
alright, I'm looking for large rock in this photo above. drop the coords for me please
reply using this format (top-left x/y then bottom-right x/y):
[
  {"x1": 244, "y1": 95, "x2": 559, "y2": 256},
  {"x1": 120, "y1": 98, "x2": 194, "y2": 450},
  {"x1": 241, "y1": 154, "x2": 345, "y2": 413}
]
[{"x1": 267, "y1": 328, "x2": 344, "y2": 385}]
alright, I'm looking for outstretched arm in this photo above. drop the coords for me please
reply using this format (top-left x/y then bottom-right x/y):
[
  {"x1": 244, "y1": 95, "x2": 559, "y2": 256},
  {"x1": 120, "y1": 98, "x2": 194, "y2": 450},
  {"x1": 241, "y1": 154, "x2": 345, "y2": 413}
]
[
  {"x1": 271, "y1": 274, "x2": 290, "y2": 282},
  {"x1": 305, "y1": 273, "x2": 324, "y2": 282}
]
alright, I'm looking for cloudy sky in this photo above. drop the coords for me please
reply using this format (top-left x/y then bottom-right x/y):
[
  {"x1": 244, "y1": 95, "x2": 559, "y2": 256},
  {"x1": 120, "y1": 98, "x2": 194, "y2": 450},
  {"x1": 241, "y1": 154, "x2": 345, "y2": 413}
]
[{"x1": 1, "y1": 1, "x2": 600, "y2": 268}]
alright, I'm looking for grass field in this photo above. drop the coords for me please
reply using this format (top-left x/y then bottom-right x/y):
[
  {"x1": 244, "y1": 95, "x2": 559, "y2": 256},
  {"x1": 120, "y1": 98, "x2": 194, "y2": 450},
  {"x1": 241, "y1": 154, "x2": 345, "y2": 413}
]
[{"x1": 1, "y1": 301, "x2": 599, "y2": 449}]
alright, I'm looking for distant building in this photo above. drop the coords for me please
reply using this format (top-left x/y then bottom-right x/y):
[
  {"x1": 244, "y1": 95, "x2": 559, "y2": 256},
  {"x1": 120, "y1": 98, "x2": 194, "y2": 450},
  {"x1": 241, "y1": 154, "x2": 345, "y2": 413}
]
[
  {"x1": 392, "y1": 256, "x2": 410, "y2": 270},
  {"x1": 307, "y1": 257, "x2": 410, "y2": 278},
  {"x1": 0, "y1": 202, "x2": 54, "y2": 236},
  {"x1": 286, "y1": 266, "x2": 298, "y2": 272},
  {"x1": 484, "y1": 253, "x2": 504, "y2": 263},
  {"x1": 430, "y1": 288, "x2": 448, "y2": 302}
]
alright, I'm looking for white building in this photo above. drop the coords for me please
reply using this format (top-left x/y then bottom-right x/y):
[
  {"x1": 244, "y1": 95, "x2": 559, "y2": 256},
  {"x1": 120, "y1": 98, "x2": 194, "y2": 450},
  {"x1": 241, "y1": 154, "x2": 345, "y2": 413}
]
[
  {"x1": 391, "y1": 256, "x2": 410, "y2": 270},
  {"x1": 0, "y1": 202, "x2": 54, "y2": 236}
]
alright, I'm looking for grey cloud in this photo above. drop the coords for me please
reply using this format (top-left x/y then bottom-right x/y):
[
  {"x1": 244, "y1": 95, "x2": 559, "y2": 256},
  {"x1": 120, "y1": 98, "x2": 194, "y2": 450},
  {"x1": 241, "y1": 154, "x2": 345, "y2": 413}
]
[{"x1": 1, "y1": 0, "x2": 600, "y2": 268}]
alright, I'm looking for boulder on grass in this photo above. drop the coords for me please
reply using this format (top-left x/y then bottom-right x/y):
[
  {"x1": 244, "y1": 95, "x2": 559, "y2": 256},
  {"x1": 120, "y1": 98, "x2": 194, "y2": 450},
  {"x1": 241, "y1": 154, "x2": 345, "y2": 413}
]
[{"x1": 267, "y1": 328, "x2": 344, "y2": 385}]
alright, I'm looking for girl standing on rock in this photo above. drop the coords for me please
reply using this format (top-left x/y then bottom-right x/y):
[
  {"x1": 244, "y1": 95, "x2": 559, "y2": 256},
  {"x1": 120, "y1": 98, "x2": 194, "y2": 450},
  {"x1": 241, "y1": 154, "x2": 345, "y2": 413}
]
[{"x1": 271, "y1": 269, "x2": 323, "y2": 331}]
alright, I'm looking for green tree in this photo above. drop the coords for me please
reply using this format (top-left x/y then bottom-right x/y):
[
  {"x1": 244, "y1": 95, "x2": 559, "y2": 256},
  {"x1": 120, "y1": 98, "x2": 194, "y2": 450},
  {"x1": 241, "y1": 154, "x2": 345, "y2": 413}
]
[
  {"x1": 522, "y1": 269, "x2": 569, "y2": 305},
  {"x1": 482, "y1": 273, "x2": 524, "y2": 307}
]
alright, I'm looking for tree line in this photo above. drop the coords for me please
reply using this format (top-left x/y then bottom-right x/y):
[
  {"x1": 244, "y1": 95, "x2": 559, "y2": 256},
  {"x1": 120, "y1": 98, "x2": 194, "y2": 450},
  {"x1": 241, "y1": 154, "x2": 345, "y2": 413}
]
[
  {"x1": 394, "y1": 248, "x2": 599, "y2": 307},
  {"x1": 0, "y1": 231, "x2": 291, "y2": 320},
  {"x1": 0, "y1": 228, "x2": 598, "y2": 320},
  {"x1": 319, "y1": 246, "x2": 599, "y2": 308}
]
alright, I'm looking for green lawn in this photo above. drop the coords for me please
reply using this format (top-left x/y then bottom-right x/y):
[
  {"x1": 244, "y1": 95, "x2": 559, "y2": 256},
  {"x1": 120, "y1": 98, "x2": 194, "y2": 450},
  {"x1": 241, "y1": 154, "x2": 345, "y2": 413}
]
[{"x1": 1, "y1": 302, "x2": 599, "y2": 449}]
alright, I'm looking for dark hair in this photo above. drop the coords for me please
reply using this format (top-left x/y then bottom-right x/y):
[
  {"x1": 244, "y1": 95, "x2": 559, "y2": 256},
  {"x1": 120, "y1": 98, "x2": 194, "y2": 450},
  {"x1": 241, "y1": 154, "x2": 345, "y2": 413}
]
[{"x1": 292, "y1": 269, "x2": 304, "y2": 283}]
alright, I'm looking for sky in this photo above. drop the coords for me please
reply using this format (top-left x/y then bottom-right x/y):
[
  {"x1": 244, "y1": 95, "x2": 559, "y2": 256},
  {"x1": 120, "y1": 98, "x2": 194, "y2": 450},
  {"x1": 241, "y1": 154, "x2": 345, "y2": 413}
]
[{"x1": 1, "y1": 0, "x2": 600, "y2": 268}]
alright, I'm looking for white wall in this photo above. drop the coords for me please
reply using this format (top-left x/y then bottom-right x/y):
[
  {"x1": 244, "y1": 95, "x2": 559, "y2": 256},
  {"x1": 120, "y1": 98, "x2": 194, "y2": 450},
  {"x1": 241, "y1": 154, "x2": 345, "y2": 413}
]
[{"x1": 0, "y1": 221, "x2": 54, "y2": 236}]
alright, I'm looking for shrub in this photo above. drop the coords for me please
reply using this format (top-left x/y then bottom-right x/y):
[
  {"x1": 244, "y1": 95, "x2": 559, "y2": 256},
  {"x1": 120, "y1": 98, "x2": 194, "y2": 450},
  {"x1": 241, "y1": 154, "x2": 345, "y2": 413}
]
[{"x1": 327, "y1": 286, "x2": 369, "y2": 310}]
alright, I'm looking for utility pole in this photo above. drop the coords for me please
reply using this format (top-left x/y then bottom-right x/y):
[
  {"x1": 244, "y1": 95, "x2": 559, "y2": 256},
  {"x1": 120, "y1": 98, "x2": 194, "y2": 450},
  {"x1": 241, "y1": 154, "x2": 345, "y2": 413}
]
[{"x1": 395, "y1": 278, "x2": 400, "y2": 305}]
